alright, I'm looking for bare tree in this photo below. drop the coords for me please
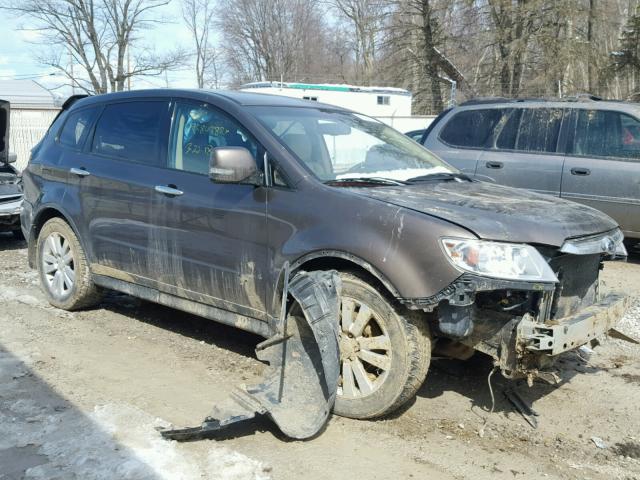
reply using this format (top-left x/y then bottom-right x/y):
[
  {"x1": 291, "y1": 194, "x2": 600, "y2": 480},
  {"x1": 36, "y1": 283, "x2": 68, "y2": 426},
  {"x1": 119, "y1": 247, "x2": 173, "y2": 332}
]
[
  {"x1": 382, "y1": 0, "x2": 467, "y2": 113},
  {"x1": 216, "y1": 0, "x2": 333, "y2": 84},
  {"x1": 182, "y1": 0, "x2": 219, "y2": 88},
  {"x1": 2, "y1": 0, "x2": 184, "y2": 93},
  {"x1": 327, "y1": 0, "x2": 388, "y2": 84}
]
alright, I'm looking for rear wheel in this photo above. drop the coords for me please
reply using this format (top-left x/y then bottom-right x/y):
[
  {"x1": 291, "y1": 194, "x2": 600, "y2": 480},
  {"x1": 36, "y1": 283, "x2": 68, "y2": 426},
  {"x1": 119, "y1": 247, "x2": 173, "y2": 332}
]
[
  {"x1": 333, "y1": 272, "x2": 431, "y2": 419},
  {"x1": 37, "y1": 218, "x2": 102, "y2": 310}
]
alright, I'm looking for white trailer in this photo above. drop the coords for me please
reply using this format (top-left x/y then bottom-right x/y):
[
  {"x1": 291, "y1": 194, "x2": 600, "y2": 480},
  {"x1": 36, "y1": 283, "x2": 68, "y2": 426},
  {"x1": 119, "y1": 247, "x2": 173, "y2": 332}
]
[{"x1": 239, "y1": 82, "x2": 433, "y2": 133}]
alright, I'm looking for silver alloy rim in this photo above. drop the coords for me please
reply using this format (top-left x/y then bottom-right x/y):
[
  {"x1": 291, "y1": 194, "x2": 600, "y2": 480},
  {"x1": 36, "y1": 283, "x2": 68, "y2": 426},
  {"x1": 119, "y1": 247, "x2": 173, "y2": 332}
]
[
  {"x1": 42, "y1": 232, "x2": 75, "y2": 298},
  {"x1": 338, "y1": 297, "x2": 392, "y2": 399}
]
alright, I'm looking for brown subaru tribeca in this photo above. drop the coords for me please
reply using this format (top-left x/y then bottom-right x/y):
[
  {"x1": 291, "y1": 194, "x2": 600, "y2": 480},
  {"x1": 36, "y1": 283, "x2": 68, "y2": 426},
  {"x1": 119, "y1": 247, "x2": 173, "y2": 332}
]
[{"x1": 21, "y1": 90, "x2": 630, "y2": 419}]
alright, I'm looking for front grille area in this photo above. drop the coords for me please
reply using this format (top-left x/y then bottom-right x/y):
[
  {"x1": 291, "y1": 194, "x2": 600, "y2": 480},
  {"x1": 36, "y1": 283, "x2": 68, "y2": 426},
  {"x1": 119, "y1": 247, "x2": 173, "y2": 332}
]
[{"x1": 548, "y1": 253, "x2": 601, "y2": 319}]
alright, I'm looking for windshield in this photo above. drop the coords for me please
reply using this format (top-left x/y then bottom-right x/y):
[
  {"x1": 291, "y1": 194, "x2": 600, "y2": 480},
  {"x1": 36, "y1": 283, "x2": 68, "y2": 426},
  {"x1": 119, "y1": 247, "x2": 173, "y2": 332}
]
[{"x1": 249, "y1": 106, "x2": 456, "y2": 182}]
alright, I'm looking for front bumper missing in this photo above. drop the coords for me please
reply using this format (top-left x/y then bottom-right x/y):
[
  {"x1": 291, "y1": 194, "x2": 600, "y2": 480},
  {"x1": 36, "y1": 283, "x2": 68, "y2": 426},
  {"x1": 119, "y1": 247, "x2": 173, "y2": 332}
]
[{"x1": 518, "y1": 294, "x2": 631, "y2": 356}]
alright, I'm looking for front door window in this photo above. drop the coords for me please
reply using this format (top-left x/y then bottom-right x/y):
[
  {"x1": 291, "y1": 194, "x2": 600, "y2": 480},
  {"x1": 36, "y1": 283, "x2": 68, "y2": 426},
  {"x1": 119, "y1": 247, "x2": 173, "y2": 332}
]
[{"x1": 168, "y1": 102, "x2": 258, "y2": 175}]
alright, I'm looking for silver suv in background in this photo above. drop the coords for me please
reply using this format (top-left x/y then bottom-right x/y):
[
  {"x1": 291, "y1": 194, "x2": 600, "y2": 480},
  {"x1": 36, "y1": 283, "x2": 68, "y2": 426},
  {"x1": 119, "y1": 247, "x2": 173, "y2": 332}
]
[{"x1": 423, "y1": 97, "x2": 640, "y2": 242}]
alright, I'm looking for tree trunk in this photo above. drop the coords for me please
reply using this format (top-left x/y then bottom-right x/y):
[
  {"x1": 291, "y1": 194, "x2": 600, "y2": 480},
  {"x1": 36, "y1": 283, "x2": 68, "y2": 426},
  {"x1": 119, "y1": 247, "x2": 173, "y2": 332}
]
[{"x1": 421, "y1": 0, "x2": 443, "y2": 113}]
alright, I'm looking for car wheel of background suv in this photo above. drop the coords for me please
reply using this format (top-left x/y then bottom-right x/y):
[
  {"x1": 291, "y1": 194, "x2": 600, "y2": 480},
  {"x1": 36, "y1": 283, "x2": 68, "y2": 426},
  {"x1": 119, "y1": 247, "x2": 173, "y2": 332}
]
[
  {"x1": 333, "y1": 272, "x2": 432, "y2": 419},
  {"x1": 37, "y1": 217, "x2": 103, "y2": 310}
]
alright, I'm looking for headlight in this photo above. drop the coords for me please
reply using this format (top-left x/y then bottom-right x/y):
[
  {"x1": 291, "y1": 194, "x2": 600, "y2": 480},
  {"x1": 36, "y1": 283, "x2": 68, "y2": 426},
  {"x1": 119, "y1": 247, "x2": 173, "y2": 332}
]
[
  {"x1": 441, "y1": 238, "x2": 558, "y2": 283},
  {"x1": 560, "y1": 228, "x2": 627, "y2": 259}
]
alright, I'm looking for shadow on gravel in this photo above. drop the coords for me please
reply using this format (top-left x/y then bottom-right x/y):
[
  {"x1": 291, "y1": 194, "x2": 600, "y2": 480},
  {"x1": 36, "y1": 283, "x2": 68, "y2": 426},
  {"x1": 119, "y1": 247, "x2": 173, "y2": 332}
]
[
  {"x1": 415, "y1": 349, "x2": 604, "y2": 417},
  {"x1": 99, "y1": 291, "x2": 262, "y2": 361},
  {"x1": 0, "y1": 231, "x2": 26, "y2": 251},
  {"x1": 0, "y1": 344, "x2": 164, "y2": 479}
]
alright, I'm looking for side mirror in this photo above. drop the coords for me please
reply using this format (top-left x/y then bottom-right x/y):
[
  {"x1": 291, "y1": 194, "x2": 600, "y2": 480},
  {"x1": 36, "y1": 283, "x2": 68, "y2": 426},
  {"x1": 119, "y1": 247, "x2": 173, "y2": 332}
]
[
  {"x1": 209, "y1": 147, "x2": 262, "y2": 185},
  {"x1": 7, "y1": 152, "x2": 17, "y2": 164}
]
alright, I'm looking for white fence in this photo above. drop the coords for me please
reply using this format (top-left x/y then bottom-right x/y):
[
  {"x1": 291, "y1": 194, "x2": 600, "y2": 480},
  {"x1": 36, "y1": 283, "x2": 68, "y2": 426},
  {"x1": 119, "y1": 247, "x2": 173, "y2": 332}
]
[{"x1": 10, "y1": 108, "x2": 59, "y2": 171}]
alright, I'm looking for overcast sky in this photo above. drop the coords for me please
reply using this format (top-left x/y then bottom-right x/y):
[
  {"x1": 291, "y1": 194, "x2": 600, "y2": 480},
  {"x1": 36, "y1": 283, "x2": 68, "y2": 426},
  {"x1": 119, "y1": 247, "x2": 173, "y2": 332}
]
[{"x1": 0, "y1": 1, "x2": 200, "y2": 96}]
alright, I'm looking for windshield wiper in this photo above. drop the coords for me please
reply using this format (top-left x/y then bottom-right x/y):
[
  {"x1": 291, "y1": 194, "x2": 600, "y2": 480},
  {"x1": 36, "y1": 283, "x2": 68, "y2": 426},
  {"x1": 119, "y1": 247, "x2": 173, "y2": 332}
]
[
  {"x1": 405, "y1": 172, "x2": 471, "y2": 183},
  {"x1": 325, "y1": 177, "x2": 408, "y2": 186}
]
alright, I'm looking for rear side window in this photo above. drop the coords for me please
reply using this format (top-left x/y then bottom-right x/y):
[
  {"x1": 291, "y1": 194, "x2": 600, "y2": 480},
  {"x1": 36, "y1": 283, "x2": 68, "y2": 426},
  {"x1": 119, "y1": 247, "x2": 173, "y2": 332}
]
[
  {"x1": 513, "y1": 108, "x2": 563, "y2": 153},
  {"x1": 59, "y1": 107, "x2": 99, "y2": 149},
  {"x1": 571, "y1": 109, "x2": 640, "y2": 160},
  {"x1": 91, "y1": 101, "x2": 166, "y2": 165},
  {"x1": 439, "y1": 109, "x2": 503, "y2": 148},
  {"x1": 495, "y1": 109, "x2": 522, "y2": 149}
]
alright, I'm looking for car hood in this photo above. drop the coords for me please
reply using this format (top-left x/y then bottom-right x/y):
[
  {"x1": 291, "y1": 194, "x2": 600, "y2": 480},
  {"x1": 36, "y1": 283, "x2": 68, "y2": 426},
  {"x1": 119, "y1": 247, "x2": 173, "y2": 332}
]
[{"x1": 349, "y1": 180, "x2": 618, "y2": 247}]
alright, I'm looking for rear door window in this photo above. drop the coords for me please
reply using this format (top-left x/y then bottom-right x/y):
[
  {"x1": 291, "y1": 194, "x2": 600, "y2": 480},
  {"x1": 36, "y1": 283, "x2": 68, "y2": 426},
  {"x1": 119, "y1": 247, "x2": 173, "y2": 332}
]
[
  {"x1": 495, "y1": 109, "x2": 522, "y2": 150},
  {"x1": 59, "y1": 107, "x2": 100, "y2": 149},
  {"x1": 439, "y1": 109, "x2": 503, "y2": 148},
  {"x1": 514, "y1": 108, "x2": 563, "y2": 153},
  {"x1": 571, "y1": 109, "x2": 640, "y2": 160},
  {"x1": 168, "y1": 101, "x2": 258, "y2": 176},
  {"x1": 91, "y1": 101, "x2": 167, "y2": 166}
]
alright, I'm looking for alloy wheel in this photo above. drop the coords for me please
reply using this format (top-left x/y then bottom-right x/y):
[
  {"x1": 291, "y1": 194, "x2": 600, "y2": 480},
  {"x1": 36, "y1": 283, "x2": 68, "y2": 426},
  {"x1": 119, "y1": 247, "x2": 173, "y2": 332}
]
[
  {"x1": 338, "y1": 297, "x2": 392, "y2": 399},
  {"x1": 42, "y1": 232, "x2": 75, "y2": 299}
]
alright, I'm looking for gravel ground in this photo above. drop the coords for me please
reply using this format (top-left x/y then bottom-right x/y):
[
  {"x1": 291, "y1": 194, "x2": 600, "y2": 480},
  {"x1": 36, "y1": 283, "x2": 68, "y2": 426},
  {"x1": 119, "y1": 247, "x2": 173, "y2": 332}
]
[{"x1": 1, "y1": 233, "x2": 639, "y2": 480}]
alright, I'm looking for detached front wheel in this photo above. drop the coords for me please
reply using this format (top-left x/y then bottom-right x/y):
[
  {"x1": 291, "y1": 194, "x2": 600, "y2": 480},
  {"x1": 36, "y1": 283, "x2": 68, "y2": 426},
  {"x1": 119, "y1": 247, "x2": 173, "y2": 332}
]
[{"x1": 333, "y1": 273, "x2": 431, "y2": 419}]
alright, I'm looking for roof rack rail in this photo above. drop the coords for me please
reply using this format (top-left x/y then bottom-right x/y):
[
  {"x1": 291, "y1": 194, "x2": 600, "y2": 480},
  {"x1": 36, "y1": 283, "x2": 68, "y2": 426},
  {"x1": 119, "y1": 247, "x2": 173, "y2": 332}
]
[
  {"x1": 459, "y1": 94, "x2": 612, "y2": 106},
  {"x1": 459, "y1": 97, "x2": 561, "y2": 106},
  {"x1": 564, "y1": 93, "x2": 603, "y2": 102},
  {"x1": 459, "y1": 97, "x2": 512, "y2": 106}
]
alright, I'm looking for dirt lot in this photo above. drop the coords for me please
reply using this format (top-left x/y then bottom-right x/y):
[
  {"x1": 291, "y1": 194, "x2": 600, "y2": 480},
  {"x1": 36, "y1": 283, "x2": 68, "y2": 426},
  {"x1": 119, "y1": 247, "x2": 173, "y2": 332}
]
[{"x1": 1, "y1": 234, "x2": 639, "y2": 480}]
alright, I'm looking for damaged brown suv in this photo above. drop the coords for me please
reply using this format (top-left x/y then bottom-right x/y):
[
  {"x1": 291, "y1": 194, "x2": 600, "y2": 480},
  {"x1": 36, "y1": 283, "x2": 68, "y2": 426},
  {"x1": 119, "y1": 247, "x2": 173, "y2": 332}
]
[{"x1": 21, "y1": 90, "x2": 630, "y2": 420}]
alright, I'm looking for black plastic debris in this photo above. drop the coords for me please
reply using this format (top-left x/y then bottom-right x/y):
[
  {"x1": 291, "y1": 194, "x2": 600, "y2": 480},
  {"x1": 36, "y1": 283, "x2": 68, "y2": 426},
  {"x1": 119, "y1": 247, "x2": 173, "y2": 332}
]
[
  {"x1": 160, "y1": 268, "x2": 341, "y2": 441},
  {"x1": 504, "y1": 388, "x2": 539, "y2": 429}
]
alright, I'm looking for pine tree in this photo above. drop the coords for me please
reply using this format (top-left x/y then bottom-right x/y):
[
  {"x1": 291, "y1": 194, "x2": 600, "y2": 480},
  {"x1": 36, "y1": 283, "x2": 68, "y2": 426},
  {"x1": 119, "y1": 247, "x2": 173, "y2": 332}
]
[{"x1": 613, "y1": 7, "x2": 640, "y2": 78}]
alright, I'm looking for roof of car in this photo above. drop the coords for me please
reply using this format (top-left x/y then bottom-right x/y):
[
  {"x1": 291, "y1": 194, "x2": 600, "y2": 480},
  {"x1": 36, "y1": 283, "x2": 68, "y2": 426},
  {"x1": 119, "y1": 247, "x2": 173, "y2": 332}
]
[
  {"x1": 70, "y1": 88, "x2": 345, "y2": 111},
  {"x1": 456, "y1": 95, "x2": 640, "y2": 114}
]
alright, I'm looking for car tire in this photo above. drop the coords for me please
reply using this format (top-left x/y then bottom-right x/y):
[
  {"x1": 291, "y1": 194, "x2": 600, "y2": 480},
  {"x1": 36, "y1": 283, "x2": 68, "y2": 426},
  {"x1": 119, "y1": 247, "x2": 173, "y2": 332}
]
[
  {"x1": 333, "y1": 272, "x2": 431, "y2": 419},
  {"x1": 37, "y1": 217, "x2": 102, "y2": 310}
]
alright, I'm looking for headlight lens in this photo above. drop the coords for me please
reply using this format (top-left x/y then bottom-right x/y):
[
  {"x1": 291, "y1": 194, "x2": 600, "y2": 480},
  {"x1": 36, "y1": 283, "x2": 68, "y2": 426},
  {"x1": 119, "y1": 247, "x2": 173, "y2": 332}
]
[
  {"x1": 560, "y1": 228, "x2": 627, "y2": 258},
  {"x1": 441, "y1": 238, "x2": 558, "y2": 282}
]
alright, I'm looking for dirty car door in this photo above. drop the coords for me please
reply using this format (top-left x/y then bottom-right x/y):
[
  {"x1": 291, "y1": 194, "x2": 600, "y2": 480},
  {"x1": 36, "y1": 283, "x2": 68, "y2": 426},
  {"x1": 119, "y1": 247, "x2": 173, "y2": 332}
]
[
  {"x1": 476, "y1": 107, "x2": 566, "y2": 196},
  {"x1": 153, "y1": 100, "x2": 268, "y2": 319},
  {"x1": 562, "y1": 108, "x2": 640, "y2": 238},
  {"x1": 81, "y1": 100, "x2": 171, "y2": 280},
  {"x1": 425, "y1": 108, "x2": 502, "y2": 176}
]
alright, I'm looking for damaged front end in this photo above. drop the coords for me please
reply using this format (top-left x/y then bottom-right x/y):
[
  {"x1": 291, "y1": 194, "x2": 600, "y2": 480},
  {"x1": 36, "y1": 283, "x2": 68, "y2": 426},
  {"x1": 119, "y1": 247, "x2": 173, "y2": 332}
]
[{"x1": 408, "y1": 230, "x2": 634, "y2": 384}]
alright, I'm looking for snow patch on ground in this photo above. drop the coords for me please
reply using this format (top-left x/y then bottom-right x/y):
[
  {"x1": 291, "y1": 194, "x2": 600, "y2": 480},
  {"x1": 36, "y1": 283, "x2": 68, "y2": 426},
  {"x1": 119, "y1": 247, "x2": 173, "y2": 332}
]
[
  {"x1": 0, "y1": 347, "x2": 269, "y2": 480},
  {"x1": 21, "y1": 404, "x2": 270, "y2": 480}
]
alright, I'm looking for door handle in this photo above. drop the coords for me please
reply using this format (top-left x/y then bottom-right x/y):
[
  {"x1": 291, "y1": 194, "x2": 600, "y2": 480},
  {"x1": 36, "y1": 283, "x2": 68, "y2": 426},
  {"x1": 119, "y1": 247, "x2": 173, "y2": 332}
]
[
  {"x1": 485, "y1": 161, "x2": 503, "y2": 169},
  {"x1": 570, "y1": 167, "x2": 591, "y2": 176},
  {"x1": 155, "y1": 185, "x2": 184, "y2": 196},
  {"x1": 70, "y1": 167, "x2": 90, "y2": 177}
]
